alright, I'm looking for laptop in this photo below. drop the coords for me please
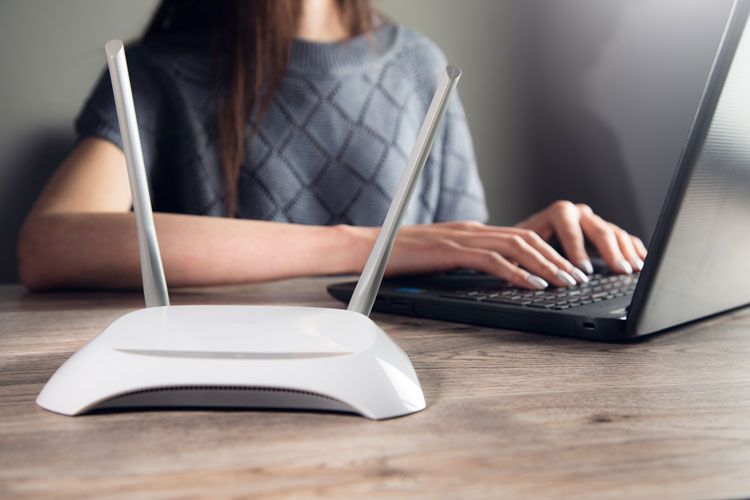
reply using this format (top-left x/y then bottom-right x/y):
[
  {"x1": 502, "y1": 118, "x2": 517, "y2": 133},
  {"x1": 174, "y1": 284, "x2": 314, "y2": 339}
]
[{"x1": 328, "y1": 0, "x2": 750, "y2": 342}]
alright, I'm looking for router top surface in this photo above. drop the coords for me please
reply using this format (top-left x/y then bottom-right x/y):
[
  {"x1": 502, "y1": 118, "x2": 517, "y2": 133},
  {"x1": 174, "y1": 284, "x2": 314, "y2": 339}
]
[{"x1": 107, "y1": 305, "x2": 378, "y2": 356}]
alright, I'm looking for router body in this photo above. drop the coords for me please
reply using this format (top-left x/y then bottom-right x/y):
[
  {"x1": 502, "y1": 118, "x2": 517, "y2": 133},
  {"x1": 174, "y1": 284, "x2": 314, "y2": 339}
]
[{"x1": 37, "y1": 305, "x2": 425, "y2": 419}]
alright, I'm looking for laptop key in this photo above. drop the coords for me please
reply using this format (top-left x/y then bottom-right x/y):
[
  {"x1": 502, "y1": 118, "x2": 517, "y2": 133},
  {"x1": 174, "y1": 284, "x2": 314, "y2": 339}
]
[
  {"x1": 440, "y1": 294, "x2": 484, "y2": 301},
  {"x1": 486, "y1": 297, "x2": 517, "y2": 305}
]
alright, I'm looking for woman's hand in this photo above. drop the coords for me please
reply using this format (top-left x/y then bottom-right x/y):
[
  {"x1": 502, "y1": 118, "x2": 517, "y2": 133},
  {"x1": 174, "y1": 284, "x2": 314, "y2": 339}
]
[
  {"x1": 370, "y1": 200, "x2": 647, "y2": 291},
  {"x1": 377, "y1": 221, "x2": 590, "y2": 290},
  {"x1": 515, "y1": 200, "x2": 647, "y2": 276}
]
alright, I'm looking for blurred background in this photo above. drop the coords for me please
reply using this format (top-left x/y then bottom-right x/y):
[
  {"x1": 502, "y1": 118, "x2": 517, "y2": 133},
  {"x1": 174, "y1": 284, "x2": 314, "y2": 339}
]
[{"x1": 0, "y1": 0, "x2": 735, "y2": 284}]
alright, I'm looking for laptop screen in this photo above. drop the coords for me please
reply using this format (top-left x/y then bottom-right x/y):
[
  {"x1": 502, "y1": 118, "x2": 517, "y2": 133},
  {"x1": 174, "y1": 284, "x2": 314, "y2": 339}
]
[{"x1": 632, "y1": 0, "x2": 750, "y2": 335}]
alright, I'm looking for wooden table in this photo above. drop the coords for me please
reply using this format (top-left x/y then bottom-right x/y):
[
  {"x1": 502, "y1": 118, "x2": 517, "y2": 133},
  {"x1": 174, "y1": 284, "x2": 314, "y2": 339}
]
[{"x1": 1, "y1": 277, "x2": 749, "y2": 498}]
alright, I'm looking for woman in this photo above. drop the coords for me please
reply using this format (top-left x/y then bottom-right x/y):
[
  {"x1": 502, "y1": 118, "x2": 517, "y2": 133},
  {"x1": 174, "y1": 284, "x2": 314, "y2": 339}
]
[{"x1": 17, "y1": 0, "x2": 646, "y2": 292}]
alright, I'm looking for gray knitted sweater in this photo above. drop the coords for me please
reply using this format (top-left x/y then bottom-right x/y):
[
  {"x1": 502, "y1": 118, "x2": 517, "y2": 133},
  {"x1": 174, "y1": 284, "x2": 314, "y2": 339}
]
[{"x1": 76, "y1": 23, "x2": 488, "y2": 225}]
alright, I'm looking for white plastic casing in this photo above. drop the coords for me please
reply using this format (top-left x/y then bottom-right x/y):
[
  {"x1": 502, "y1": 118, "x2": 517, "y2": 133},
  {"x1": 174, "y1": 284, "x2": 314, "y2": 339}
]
[{"x1": 36, "y1": 305, "x2": 426, "y2": 420}]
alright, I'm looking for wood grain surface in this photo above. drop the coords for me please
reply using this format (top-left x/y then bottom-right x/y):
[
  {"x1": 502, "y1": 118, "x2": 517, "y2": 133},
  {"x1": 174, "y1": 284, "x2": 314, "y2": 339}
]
[{"x1": 1, "y1": 277, "x2": 749, "y2": 499}]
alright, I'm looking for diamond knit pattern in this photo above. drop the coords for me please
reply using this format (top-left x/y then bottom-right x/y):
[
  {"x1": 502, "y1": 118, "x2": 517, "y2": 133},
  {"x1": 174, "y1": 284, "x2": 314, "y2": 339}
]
[{"x1": 75, "y1": 24, "x2": 488, "y2": 226}]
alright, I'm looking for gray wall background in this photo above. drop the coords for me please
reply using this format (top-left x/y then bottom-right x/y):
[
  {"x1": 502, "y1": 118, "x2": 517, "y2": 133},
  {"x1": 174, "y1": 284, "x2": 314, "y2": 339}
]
[{"x1": 0, "y1": 0, "x2": 735, "y2": 283}]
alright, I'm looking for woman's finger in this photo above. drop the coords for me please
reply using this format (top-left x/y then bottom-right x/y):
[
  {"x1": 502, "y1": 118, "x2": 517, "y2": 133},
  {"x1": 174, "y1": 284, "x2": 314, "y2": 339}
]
[
  {"x1": 457, "y1": 233, "x2": 577, "y2": 287},
  {"x1": 515, "y1": 214, "x2": 554, "y2": 241},
  {"x1": 514, "y1": 229, "x2": 589, "y2": 283},
  {"x1": 579, "y1": 213, "x2": 633, "y2": 274},
  {"x1": 631, "y1": 235, "x2": 648, "y2": 261},
  {"x1": 429, "y1": 225, "x2": 584, "y2": 286},
  {"x1": 611, "y1": 224, "x2": 643, "y2": 272},
  {"x1": 445, "y1": 244, "x2": 550, "y2": 290},
  {"x1": 547, "y1": 201, "x2": 593, "y2": 275}
]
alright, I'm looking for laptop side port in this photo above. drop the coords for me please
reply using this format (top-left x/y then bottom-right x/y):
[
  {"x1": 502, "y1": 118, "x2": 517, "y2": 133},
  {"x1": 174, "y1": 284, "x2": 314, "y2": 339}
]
[
  {"x1": 388, "y1": 297, "x2": 416, "y2": 314},
  {"x1": 582, "y1": 320, "x2": 596, "y2": 330}
]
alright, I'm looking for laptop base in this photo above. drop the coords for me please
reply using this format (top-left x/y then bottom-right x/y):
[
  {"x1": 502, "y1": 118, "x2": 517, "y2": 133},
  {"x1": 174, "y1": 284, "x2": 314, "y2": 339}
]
[{"x1": 328, "y1": 272, "x2": 634, "y2": 343}]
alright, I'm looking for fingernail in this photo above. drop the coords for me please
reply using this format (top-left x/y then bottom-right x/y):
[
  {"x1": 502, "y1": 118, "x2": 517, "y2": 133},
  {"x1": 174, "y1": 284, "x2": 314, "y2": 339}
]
[
  {"x1": 527, "y1": 274, "x2": 549, "y2": 290},
  {"x1": 616, "y1": 258, "x2": 633, "y2": 274},
  {"x1": 569, "y1": 267, "x2": 589, "y2": 284},
  {"x1": 632, "y1": 258, "x2": 644, "y2": 272},
  {"x1": 577, "y1": 259, "x2": 594, "y2": 275},
  {"x1": 556, "y1": 269, "x2": 577, "y2": 287}
]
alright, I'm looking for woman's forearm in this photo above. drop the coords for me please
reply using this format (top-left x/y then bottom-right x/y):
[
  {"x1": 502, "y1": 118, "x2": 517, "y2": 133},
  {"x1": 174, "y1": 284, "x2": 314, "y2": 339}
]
[{"x1": 17, "y1": 212, "x2": 374, "y2": 290}]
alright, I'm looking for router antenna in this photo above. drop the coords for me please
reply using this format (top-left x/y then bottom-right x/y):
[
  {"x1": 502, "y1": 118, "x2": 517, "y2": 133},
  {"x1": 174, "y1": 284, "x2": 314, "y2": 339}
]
[
  {"x1": 348, "y1": 65, "x2": 462, "y2": 316},
  {"x1": 105, "y1": 40, "x2": 169, "y2": 307}
]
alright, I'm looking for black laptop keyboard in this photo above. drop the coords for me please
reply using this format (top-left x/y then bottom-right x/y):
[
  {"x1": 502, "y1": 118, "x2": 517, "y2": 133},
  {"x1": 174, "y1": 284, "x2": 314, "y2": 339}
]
[{"x1": 440, "y1": 273, "x2": 638, "y2": 311}]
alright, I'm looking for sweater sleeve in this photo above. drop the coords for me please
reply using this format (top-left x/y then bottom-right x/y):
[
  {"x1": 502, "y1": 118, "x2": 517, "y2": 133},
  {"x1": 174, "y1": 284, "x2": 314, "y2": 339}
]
[
  {"x1": 74, "y1": 45, "x2": 162, "y2": 177},
  {"x1": 433, "y1": 92, "x2": 489, "y2": 223}
]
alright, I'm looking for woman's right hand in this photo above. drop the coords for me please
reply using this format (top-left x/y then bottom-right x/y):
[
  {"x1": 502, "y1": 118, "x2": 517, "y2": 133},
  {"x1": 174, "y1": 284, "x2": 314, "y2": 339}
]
[{"x1": 357, "y1": 221, "x2": 590, "y2": 290}]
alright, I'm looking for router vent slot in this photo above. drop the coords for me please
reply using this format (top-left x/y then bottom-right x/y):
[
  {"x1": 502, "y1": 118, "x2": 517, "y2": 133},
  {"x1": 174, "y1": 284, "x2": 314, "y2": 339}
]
[
  {"x1": 93, "y1": 385, "x2": 353, "y2": 414},
  {"x1": 115, "y1": 385, "x2": 341, "y2": 401}
]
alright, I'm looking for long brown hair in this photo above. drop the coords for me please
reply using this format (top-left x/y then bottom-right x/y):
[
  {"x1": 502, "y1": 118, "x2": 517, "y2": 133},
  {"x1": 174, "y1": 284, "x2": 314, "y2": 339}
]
[{"x1": 144, "y1": 0, "x2": 374, "y2": 216}]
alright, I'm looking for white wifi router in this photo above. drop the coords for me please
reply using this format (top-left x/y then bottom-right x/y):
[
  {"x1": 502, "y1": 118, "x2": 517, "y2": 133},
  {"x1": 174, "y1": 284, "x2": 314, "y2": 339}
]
[{"x1": 36, "y1": 39, "x2": 462, "y2": 420}]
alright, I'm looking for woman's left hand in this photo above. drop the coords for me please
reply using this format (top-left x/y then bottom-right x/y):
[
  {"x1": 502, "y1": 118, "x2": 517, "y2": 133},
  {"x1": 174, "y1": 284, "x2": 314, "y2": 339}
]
[{"x1": 515, "y1": 200, "x2": 647, "y2": 275}]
